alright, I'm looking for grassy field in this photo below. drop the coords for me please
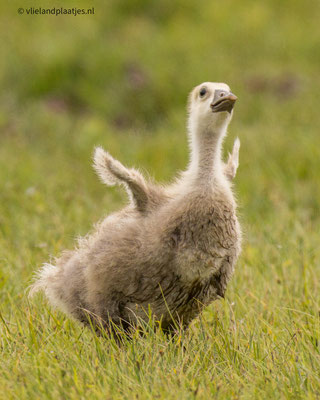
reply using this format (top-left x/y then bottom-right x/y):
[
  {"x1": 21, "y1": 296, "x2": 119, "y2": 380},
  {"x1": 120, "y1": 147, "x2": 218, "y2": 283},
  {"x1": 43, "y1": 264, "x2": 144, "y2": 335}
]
[{"x1": 1, "y1": 0, "x2": 320, "y2": 398}]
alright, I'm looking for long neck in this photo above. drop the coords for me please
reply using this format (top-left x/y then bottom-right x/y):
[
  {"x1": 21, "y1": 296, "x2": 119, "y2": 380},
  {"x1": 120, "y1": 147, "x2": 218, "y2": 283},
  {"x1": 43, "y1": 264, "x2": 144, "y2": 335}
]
[{"x1": 187, "y1": 121, "x2": 226, "y2": 185}]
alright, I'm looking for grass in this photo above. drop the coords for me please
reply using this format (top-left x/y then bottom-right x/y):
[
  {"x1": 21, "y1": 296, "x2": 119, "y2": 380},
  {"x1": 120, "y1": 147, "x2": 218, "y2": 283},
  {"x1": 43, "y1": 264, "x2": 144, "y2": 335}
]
[{"x1": 1, "y1": 0, "x2": 320, "y2": 398}]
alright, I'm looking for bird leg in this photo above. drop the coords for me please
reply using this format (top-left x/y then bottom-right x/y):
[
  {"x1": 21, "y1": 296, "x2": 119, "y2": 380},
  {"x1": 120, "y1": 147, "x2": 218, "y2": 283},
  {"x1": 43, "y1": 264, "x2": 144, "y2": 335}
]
[
  {"x1": 93, "y1": 147, "x2": 150, "y2": 212},
  {"x1": 224, "y1": 138, "x2": 240, "y2": 180}
]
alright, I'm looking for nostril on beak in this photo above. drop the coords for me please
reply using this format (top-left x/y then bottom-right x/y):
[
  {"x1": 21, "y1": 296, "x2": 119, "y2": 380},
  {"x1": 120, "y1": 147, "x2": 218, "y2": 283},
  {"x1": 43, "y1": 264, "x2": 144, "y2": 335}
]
[{"x1": 227, "y1": 92, "x2": 238, "y2": 101}]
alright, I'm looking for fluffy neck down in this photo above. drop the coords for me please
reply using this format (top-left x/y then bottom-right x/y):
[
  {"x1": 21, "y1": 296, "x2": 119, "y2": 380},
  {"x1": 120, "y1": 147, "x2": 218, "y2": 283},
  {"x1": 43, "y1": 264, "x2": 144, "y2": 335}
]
[{"x1": 187, "y1": 117, "x2": 228, "y2": 187}]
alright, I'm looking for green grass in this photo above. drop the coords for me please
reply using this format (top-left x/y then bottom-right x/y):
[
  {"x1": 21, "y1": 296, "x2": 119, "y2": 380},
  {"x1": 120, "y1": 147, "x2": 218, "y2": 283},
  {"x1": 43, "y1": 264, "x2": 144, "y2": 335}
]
[{"x1": 1, "y1": 0, "x2": 320, "y2": 398}]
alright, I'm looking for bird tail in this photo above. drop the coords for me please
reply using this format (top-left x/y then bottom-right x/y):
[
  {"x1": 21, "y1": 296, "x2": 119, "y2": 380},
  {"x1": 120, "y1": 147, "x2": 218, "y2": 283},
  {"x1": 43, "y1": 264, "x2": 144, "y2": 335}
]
[{"x1": 28, "y1": 263, "x2": 58, "y2": 297}]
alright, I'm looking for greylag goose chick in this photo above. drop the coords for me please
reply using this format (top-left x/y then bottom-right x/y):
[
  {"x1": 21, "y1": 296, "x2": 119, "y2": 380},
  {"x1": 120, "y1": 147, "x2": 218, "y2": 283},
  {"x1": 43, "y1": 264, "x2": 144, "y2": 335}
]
[{"x1": 31, "y1": 82, "x2": 242, "y2": 334}]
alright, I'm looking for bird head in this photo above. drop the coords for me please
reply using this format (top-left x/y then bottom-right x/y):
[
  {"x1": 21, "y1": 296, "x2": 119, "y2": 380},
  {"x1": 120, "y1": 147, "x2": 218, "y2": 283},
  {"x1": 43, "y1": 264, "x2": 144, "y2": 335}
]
[{"x1": 188, "y1": 82, "x2": 237, "y2": 135}]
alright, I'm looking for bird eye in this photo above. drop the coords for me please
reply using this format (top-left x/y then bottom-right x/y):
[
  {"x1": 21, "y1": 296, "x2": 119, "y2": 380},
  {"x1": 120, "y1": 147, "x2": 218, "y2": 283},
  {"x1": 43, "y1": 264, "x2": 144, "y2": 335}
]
[
  {"x1": 220, "y1": 91, "x2": 226, "y2": 97},
  {"x1": 199, "y1": 87, "x2": 207, "y2": 98}
]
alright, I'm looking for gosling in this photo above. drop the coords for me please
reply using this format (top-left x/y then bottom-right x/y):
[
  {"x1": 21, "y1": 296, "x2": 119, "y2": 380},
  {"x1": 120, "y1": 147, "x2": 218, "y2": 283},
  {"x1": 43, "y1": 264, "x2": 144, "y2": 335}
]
[{"x1": 31, "y1": 82, "x2": 242, "y2": 334}]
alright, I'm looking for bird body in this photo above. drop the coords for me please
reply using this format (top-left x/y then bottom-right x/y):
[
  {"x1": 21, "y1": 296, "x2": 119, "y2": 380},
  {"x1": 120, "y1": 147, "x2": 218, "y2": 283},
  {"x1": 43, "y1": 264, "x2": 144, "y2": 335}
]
[{"x1": 31, "y1": 82, "x2": 242, "y2": 333}]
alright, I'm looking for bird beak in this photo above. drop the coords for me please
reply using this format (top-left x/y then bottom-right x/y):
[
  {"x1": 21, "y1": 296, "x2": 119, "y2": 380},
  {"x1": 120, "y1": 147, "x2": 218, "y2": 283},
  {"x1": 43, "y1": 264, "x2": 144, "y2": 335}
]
[{"x1": 211, "y1": 91, "x2": 238, "y2": 113}]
